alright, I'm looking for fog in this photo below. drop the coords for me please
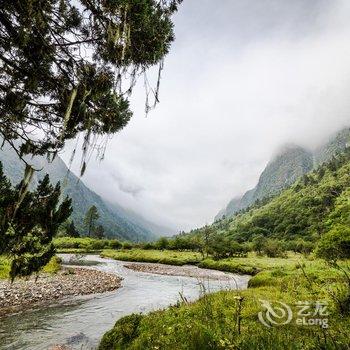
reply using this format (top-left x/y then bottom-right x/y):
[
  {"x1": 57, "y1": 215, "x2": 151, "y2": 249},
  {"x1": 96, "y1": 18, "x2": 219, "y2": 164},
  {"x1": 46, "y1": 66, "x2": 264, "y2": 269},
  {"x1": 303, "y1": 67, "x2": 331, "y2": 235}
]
[{"x1": 62, "y1": 0, "x2": 350, "y2": 232}]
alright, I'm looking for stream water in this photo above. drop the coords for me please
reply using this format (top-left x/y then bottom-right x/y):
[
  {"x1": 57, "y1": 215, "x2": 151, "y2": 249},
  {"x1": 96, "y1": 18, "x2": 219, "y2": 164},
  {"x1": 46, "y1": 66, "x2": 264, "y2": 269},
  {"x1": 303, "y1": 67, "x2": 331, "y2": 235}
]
[{"x1": 0, "y1": 254, "x2": 250, "y2": 350}]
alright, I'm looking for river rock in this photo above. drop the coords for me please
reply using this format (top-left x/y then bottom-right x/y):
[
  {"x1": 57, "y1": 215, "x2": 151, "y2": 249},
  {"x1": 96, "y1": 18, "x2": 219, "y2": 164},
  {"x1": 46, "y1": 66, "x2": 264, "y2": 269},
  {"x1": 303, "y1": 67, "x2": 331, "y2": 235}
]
[{"x1": 0, "y1": 267, "x2": 122, "y2": 317}]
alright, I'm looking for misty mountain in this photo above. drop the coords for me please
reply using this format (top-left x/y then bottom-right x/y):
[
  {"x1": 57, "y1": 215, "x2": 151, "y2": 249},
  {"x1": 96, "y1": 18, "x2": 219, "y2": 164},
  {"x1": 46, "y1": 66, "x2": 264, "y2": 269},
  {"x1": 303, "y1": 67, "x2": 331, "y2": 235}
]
[
  {"x1": 0, "y1": 143, "x2": 169, "y2": 241},
  {"x1": 314, "y1": 127, "x2": 350, "y2": 166},
  {"x1": 216, "y1": 127, "x2": 350, "y2": 220}
]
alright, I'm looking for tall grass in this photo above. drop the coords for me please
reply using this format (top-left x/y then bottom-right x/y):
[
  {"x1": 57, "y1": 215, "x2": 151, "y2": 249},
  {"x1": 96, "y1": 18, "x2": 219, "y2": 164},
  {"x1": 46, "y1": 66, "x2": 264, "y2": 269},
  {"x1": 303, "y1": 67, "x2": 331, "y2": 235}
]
[
  {"x1": 0, "y1": 256, "x2": 11, "y2": 279},
  {"x1": 101, "y1": 249, "x2": 202, "y2": 266},
  {"x1": 99, "y1": 256, "x2": 350, "y2": 350},
  {"x1": 54, "y1": 237, "x2": 122, "y2": 253},
  {"x1": 0, "y1": 255, "x2": 61, "y2": 279}
]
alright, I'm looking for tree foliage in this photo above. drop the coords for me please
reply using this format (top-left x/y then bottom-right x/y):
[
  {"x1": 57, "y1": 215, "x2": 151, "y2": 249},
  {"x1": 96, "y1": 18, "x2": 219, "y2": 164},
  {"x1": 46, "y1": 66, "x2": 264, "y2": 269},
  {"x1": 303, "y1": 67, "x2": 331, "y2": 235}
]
[
  {"x1": 316, "y1": 225, "x2": 350, "y2": 261},
  {"x1": 93, "y1": 224, "x2": 105, "y2": 239},
  {"x1": 84, "y1": 205, "x2": 99, "y2": 236},
  {"x1": 0, "y1": 163, "x2": 72, "y2": 279},
  {"x1": 65, "y1": 220, "x2": 80, "y2": 238},
  {"x1": 0, "y1": 0, "x2": 181, "y2": 168}
]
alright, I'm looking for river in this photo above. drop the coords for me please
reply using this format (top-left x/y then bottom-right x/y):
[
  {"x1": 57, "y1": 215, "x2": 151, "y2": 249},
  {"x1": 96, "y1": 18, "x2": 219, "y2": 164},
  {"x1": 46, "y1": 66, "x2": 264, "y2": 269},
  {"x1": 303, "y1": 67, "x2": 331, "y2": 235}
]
[{"x1": 0, "y1": 254, "x2": 250, "y2": 350}]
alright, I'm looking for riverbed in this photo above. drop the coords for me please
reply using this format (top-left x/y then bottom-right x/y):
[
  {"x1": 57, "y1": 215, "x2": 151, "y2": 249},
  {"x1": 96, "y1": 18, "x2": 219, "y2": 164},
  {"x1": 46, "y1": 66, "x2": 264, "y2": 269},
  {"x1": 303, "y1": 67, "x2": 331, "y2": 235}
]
[{"x1": 0, "y1": 254, "x2": 250, "y2": 350}]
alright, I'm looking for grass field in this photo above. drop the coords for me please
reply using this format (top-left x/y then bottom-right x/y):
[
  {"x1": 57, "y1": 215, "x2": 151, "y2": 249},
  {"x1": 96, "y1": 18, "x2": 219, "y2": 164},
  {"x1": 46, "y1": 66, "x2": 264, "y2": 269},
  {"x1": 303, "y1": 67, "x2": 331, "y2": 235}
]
[
  {"x1": 54, "y1": 237, "x2": 122, "y2": 253},
  {"x1": 101, "y1": 249, "x2": 203, "y2": 266},
  {"x1": 99, "y1": 252, "x2": 350, "y2": 350}
]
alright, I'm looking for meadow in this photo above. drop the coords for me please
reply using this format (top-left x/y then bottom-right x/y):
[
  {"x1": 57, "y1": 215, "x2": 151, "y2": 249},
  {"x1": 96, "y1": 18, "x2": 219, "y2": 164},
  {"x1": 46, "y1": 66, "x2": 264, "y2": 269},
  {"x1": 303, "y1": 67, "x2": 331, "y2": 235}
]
[
  {"x1": 101, "y1": 249, "x2": 202, "y2": 266},
  {"x1": 99, "y1": 251, "x2": 350, "y2": 350},
  {"x1": 53, "y1": 237, "x2": 123, "y2": 253}
]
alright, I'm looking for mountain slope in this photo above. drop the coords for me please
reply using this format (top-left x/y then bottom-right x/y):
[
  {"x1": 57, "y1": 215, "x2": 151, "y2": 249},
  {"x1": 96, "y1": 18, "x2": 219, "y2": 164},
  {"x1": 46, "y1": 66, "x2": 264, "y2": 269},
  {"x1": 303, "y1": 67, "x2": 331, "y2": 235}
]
[
  {"x1": 216, "y1": 145, "x2": 313, "y2": 220},
  {"x1": 197, "y1": 146, "x2": 350, "y2": 243},
  {"x1": 0, "y1": 143, "x2": 162, "y2": 241},
  {"x1": 314, "y1": 127, "x2": 350, "y2": 166},
  {"x1": 216, "y1": 128, "x2": 350, "y2": 221}
]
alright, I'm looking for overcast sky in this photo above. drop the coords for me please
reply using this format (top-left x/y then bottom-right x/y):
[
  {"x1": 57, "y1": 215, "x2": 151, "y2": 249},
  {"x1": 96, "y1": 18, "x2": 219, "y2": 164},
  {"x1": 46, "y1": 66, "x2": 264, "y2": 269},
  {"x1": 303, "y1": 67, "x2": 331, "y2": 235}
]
[{"x1": 62, "y1": 0, "x2": 350, "y2": 232}]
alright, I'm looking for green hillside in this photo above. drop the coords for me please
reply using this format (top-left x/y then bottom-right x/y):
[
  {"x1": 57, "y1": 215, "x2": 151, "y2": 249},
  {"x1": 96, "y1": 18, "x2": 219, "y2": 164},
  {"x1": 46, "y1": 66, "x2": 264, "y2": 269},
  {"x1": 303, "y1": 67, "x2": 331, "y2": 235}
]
[
  {"x1": 203, "y1": 147, "x2": 350, "y2": 244},
  {"x1": 216, "y1": 145, "x2": 314, "y2": 220},
  {"x1": 216, "y1": 128, "x2": 350, "y2": 220}
]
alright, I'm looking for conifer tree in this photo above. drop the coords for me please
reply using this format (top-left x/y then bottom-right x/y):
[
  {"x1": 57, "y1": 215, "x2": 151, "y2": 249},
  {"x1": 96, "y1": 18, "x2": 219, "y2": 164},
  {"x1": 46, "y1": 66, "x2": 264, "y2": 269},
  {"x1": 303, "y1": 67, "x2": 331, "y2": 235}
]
[
  {"x1": 0, "y1": 165, "x2": 72, "y2": 279},
  {"x1": 84, "y1": 205, "x2": 99, "y2": 236},
  {"x1": 66, "y1": 221, "x2": 80, "y2": 238},
  {"x1": 0, "y1": 0, "x2": 182, "y2": 169}
]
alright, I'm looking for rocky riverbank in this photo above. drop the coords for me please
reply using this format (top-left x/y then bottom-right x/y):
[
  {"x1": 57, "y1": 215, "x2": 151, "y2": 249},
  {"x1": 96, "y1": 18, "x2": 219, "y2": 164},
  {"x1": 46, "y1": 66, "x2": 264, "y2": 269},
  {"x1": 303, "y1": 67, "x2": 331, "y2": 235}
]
[
  {"x1": 123, "y1": 261, "x2": 248, "y2": 282},
  {"x1": 0, "y1": 267, "x2": 122, "y2": 316}
]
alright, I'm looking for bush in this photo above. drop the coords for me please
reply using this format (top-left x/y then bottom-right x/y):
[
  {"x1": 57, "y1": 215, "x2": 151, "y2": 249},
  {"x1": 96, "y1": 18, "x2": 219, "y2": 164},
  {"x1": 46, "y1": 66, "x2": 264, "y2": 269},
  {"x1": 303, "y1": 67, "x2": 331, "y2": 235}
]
[
  {"x1": 141, "y1": 242, "x2": 155, "y2": 250},
  {"x1": 109, "y1": 240, "x2": 123, "y2": 249},
  {"x1": 208, "y1": 234, "x2": 249, "y2": 259},
  {"x1": 261, "y1": 239, "x2": 287, "y2": 258},
  {"x1": 99, "y1": 313, "x2": 143, "y2": 350},
  {"x1": 252, "y1": 235, "x2": 266, "y2": 255},
  {"x1": 315, "y1": 225, "x2": 350, "y2": 261},
  {"x1": 155, "y1": 237, "x2": 169, "y2": 250},
  {"x1": 284, "y1": 239, "x2": 314, "y2": 255},
  {"x1": 54, "y1": 237, "x2": 122, "y2": 251},
  {"x1": 122, "y1": 242, "x2": 133, "y2": 250}
]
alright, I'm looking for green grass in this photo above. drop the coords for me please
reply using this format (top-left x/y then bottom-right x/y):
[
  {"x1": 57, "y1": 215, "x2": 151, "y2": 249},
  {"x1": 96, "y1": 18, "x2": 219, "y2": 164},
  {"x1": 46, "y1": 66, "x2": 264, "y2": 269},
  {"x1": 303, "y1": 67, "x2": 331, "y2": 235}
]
[
  {"x1": 99, "y1": 255, "x2": 350, "y2": 350},
  {"x1": 101, "y1": 249, "x2": 203, "y2": 266},
  {"x1": 0, "y1": 256, "x2": 11, "y2": 279},
  {"x1": 0, "y1": 255, "x2": 61, "y2": 279},
  {"x1": 42, "y1": 255, "x2": 62, "y2": 274},
  {"x1": 198, "y1": 252, "x2": 302, "y2": 275},
  {"x1": 54, "y1": 237, "x2": 122, "y2": 253}
]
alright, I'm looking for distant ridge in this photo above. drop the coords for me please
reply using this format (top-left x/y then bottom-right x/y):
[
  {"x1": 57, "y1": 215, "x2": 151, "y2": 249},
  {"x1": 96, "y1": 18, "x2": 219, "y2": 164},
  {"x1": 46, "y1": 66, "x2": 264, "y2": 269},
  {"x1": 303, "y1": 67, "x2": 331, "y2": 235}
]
[
  {"x1": 215, "y1": 127, "x2": 350, "y2": 221},
  {"x1": 0, "y1": 142, "x2": 172, "y2": 241}
]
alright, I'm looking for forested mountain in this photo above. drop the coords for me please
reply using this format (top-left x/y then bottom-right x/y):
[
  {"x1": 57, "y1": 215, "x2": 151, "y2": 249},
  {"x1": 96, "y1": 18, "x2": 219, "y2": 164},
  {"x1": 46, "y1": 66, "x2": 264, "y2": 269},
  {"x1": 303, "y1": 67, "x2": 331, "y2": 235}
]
[
  {"x1": 314, "y1": 127, "x2": 350, "y2": 166},
  {"x1": 216, "y1": 127, "x2": 350, "y2": 220},
  {"x1": 195, "y1": 145, "x2": 350, "y2": 245},
  {"x1": 216, "y1": 145, "x2": 313, "y2": 220},
  {"x1": 0, "y1": 143, "x2": 167, "y2": 241}
]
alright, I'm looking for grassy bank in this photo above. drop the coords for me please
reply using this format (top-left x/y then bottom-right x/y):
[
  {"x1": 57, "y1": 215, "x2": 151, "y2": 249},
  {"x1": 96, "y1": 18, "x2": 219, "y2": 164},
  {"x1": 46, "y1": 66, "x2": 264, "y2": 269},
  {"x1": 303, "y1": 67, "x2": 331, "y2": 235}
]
[
  {"x1": 54, "y1": 237, "x2": 122, "y2": 253},
  {"x1": 0, "y1": 256, "x2": 61, "y2": 279},
  {"x1": 99, "y1": 254, "x2": 350, "y2": 350},
  {"x1": 101, "y1": 249, "x2": 202, "y2": 266},
  {"x1": 198, "y1": 252, "x2": 306, "y2": 275}
]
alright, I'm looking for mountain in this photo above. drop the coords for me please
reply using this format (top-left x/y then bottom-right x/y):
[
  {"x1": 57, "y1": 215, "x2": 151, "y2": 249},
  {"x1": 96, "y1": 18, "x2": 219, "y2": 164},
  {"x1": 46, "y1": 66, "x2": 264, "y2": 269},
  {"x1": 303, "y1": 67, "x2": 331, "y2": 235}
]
[
  {"x1": 215, "y1": 145, "x2": 313, "y2": 220},
  {"x1": 314, "y1": 127, "x2": 350, "y2": 166},
  {"x1": 0, "y1": 142, "x2": 167, "y2": 241},
  {"x1": 106, "y1": 201, "x2": 177, "y2": 237},
  {"x1": 216, "y1": 128, "x2": 350, "y2": 221},
  {"x1": 194, "y1": 145, "x2": 350, "y2": 245}
]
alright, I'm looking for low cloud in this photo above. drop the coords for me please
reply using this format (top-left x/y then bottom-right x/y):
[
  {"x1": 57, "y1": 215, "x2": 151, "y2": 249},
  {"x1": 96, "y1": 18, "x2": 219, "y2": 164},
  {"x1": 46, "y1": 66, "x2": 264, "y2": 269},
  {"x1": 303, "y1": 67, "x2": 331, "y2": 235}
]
[{"x1": 63, "y1": 0, "x2": 350, "y2": 232}]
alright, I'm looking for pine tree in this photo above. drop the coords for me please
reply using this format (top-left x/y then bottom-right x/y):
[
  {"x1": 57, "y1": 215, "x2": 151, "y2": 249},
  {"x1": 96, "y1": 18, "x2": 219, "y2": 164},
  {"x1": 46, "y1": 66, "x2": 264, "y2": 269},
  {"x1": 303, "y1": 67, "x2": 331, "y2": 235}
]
[
  {"x1": 84, "y1": 205, "x2": 99, "y2": 237},
  {"x1": 0, "y1": 0, "x2": 182, "y2": 169},
  {"x1": 66, "y1": 221, "x2": 80, "y2": 238},
  {"x1": 0, "y1": 166, "x2": 72, "y2": 280},
  {"x1": 93, "y1": 225, "x2": 105, "y2": 239}
]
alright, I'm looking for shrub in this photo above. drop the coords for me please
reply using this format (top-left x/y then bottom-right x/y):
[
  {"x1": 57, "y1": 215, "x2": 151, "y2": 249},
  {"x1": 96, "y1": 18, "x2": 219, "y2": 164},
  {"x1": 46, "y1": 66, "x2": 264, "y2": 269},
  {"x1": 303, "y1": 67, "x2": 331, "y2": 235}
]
[
  {"x1": 155, "y1": 237, "x2": 169, "y2": 250},
  {"x1": 54, "y1": 237, "x2": 122, "y2": 251},
  {"x1": 99, "y1": 313, "x2": 143, "y2": 350},
  {"x1": 109, "y1": 240, "x2": 123, "y2": 249},
  {"x1": 315, "y1": 225, "x2": 350, "y2": 261},
  {"x1": 283, "y1": 239, "x2": 315, "y2": 255},
  {"x1": 122, "y1": 242, "x2": 133, "y2": 250},
  {"x1": 141, "y1": 242, "x2": 155, "y2": 250},
  {"x1": 262, "y1": 239, "x2": 287, "y2": 258}
]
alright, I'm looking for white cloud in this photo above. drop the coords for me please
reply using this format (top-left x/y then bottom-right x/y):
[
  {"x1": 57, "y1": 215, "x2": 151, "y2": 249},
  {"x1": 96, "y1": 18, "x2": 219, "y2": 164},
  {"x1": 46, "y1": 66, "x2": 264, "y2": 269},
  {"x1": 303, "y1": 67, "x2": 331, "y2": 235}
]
[{"x1": 62, "y1": 0, "x2": 350, "y2": 231}]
